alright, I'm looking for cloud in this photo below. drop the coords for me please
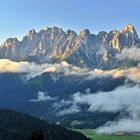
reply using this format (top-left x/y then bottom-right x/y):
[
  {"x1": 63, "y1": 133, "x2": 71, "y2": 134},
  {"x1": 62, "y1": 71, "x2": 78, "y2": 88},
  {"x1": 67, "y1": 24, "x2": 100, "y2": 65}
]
[
  {"x1": 59, "y1": 86, "x2": 140, "y2": 133},
  {"x1": 0, "y1": 59, "x2": 71, "y2": 79},
  {"x1": 58, "y1": 104, "x2": 81, "y2": 115},
  {"x1": 0, "y1": 59, "x2": 30, "y2": 73},
  {"x1": 72, "y1": 86, "x2": 140, "y2": 114},
  {"x1": 1, "y1": 59, "x2": 140, "y2": 83},
  {"x1": 116, "y1": 47, "x2": 140, "y2": 61},
  {"x1": 53, "y1": 99, "x2": 81, "y2": 115},
  {"x1": 0, "y1": 59, "x2": 83, "y2": 79},
  {"x1": 87, "y1": 67, "x2": 140, "y2": 83},
  {"x1": 30, "y1": 91, "x2": 55, "y2": 102},
  {"x1": 97, "y1": 119, "x2": 140, "y2": 134},
  {"x1": 125, "y1": 67, "x2": 140, "y2": 83},
  {"x1": 0, "y1": 59, "x2": 55, "y2": 79}
]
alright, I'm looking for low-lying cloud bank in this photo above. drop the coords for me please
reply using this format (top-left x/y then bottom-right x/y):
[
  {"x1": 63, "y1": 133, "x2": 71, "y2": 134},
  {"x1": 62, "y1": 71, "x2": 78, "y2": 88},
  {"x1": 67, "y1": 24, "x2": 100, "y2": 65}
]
[
  {"x1": 1, "y1": 59, "x2": 140, "y2": 83},
  {"x1": 72, "y1": 86, "x2": 140, "y2": 114},
  {"x1": 93, "y1": 86, "x2": 140, "y2": 134},
  {"x1": 58, "y1": 86, "x2": 140, "y2": 133},
  {"x1": 97, "y1": 118, "x2": 140, "y2": 134},
  {"x1": 0, "y1": 59, "x2": 57, "y2": 79}
]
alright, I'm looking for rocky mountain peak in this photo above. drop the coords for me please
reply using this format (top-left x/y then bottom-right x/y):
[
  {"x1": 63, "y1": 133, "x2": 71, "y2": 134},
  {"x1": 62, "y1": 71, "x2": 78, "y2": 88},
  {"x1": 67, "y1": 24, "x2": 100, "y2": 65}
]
[
  {"x1": 122, "y1": 24, "x2": 136, "y2": 33},
  {"x1": 26, "y1": 29, "x2": 36, "y2": 39},
  {"x1": 67, "y1": 30, "x2": 77, "y2": 36},
  {"x1": 79, "y1": 29, "x2": 90, "y2": 38},
  {"x1": 52, "y1": 26, "x2": 62, "y2": 32},
  {"x1": 121, "y1": 24, "x2": 139, "y2": 40},
  {"x1": 2, "y1": 38, "x2": 19, "y2": 48}
]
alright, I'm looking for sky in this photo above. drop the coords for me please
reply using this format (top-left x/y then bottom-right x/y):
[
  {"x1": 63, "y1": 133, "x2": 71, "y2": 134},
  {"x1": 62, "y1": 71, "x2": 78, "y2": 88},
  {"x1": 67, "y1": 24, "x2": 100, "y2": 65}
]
[{"x1": 0, "y1": 0, "x2": 140, "y2": 44}]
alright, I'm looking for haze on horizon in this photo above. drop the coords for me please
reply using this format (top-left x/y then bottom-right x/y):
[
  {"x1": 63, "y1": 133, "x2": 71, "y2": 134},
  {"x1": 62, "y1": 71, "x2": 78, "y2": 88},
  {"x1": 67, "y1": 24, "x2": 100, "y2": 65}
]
[{"x1": 0, "y1": 0, "x2": 140, "y2": 44}]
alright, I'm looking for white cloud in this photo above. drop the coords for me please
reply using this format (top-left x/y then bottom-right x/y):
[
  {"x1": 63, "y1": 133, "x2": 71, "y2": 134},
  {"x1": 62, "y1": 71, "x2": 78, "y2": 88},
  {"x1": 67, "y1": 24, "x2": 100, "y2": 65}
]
[
  {"x1": 30, "y1": 91, "x2": 55, "y2": 102},
  {"x1": 59, "y1": 86, "x2": 140, "y2": 133},
  {"x1": 0, "y1": 59, "x2": 83, "y2": 79},
  {"x1": 59, "y1": 104, "x2": 81, "y2": 115},
  {"x1": 0, "y1": 59, "x2": 30, "y2": 73},
  {"x1": 59, "y1": 86, "x2": 139, "y2": 115},
  {"x1": 72, "y1": 86, "x2": 140, "y2": 114},
  {"x1": 116, "y1": 47, "x2": 140, "y2": 61},
  {"x1": 1, "y1": 59, "x2": 140, "y2": 83},
  {"x1": 97, "y1": 119, "x2": 140, "y2": 134},
  {"x1": 87, "y1": 67, "x2": 140, "y2": 83},
  {"x1": 0, "y1": 59, "x2": 56, "y2": 79},
  {"x1": 53, "y1": 99, "x2": 81, "y2": 115}
]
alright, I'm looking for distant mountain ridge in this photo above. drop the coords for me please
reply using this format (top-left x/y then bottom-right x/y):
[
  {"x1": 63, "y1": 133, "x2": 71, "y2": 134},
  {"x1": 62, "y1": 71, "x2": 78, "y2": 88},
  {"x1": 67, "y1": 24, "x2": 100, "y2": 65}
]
[{"x1": 0, "y1": 24, "x2": 140, "y2": 69}]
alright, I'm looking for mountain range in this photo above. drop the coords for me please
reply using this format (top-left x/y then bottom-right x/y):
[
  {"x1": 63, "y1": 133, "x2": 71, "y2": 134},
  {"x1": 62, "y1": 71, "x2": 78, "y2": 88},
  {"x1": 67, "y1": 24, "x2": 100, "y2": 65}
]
[
  {"x1": 0, "y1": 24, "x2": 140, "y2": 134},
  {"x1": 0, "y1": 24, "x2": 140, "y2": 69}
]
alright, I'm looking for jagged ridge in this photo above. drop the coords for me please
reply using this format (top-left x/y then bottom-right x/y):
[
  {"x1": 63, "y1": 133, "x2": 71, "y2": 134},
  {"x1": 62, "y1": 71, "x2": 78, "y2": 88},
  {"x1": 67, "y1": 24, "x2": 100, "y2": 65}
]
[{"x1": 0, "y1": 24, "x2": 139, "y2": 69}]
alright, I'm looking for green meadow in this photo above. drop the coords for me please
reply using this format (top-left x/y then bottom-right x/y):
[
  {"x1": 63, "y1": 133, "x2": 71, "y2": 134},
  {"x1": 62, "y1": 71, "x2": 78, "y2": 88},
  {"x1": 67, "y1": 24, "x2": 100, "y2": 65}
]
[{"x1": 74, "y1": 129, "x2": 140, "y2": 140}]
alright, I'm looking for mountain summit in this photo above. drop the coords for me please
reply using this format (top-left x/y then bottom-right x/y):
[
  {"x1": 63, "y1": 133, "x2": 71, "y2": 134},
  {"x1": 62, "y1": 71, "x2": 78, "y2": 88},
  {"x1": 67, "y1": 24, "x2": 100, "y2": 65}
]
[
  {"x1": 0, "y1": 24, "x2": 139, "y2": 69},
  {"x1": 122, "y1": 24, "x2": 137, "y2": 33}
]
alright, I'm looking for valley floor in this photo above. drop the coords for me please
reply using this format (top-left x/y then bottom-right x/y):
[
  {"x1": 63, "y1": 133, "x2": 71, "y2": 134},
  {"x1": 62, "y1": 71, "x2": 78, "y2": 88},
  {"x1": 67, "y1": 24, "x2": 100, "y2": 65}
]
[{"x1": 74, "y1": 129, "x2": 140, "y2": 140}]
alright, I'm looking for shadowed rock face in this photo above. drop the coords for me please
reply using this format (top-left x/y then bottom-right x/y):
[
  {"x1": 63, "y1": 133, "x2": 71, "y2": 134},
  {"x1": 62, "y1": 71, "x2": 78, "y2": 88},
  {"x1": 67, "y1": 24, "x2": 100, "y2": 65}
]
[{"x1": 0, "y1": 24, "x2": 140, "y2": 69}]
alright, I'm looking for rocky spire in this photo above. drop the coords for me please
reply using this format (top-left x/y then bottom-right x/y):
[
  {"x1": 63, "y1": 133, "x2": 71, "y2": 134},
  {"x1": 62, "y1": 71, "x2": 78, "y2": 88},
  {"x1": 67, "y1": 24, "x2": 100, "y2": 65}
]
[
  {"x1": 122, "y1": 24, "x2": 136, "y2": 33},
  {"x1": 26, "y1": 29, "x2": 36, "y2": 39}
]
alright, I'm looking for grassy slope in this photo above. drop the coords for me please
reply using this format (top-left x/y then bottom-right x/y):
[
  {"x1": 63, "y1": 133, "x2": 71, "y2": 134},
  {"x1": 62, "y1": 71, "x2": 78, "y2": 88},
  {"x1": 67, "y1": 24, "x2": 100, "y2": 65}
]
[{"x1": 74, "y1": 129, "x2": 140, "y2": 140}]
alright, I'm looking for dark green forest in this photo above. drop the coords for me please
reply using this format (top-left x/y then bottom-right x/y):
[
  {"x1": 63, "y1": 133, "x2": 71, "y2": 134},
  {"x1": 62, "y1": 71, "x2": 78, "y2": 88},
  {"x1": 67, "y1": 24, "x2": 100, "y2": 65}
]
[{"x1": 0, "y1": 109, "x2": 90, "y2": 140}]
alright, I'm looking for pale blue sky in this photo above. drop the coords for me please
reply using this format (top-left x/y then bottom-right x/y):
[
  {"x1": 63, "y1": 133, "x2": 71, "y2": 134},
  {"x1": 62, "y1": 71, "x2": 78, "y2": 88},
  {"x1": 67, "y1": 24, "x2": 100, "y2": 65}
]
[{"x1": 0, "y1": 0, "x2": 140, "y2": 43}]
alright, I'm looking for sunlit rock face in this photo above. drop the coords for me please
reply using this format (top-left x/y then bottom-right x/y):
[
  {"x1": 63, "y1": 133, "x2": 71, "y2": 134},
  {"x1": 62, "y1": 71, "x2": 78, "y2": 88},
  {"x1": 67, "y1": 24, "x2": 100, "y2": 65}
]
[{"x1": 0, "y1": 24, "x2": 139, "y2": 69}]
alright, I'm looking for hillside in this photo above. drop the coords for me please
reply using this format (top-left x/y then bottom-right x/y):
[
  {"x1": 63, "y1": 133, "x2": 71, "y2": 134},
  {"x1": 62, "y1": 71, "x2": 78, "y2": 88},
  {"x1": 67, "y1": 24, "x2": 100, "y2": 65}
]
[{"x1": 0, "y1": 109, "x2": 90, "y2": 140}]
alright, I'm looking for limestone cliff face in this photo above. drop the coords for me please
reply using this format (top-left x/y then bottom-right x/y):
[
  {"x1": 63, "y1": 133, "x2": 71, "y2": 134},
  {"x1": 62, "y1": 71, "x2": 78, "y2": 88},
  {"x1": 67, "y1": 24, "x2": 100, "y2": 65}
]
[{"x1": 0, "y1": 24, "x2": 139, "y2": 69}]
